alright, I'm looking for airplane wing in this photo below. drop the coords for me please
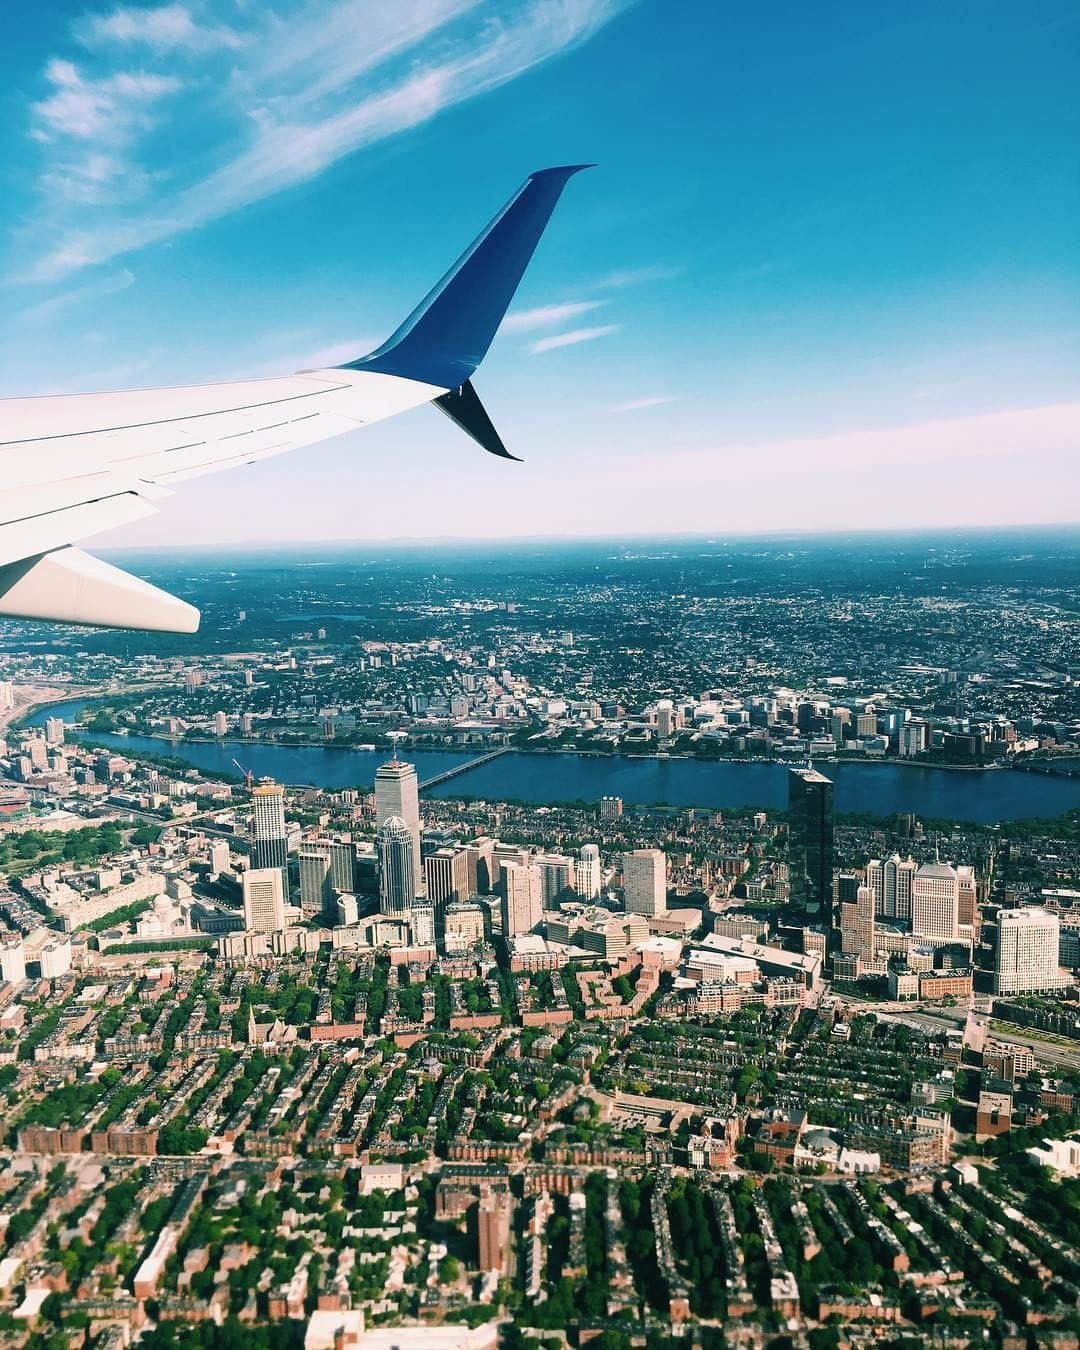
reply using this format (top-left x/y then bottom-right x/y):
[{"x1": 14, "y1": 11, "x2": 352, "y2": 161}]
[{"x1": 0, "y1": 165, "x2": 591, "y2": 633}]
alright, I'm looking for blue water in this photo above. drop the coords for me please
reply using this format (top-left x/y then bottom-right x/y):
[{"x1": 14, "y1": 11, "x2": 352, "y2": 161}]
[{"x1": 28, "y1": 699, "x2": 1080, "y2": 823}]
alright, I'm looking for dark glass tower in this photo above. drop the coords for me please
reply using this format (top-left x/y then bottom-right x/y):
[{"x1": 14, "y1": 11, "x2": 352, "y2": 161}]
[{"x1": 788, "y1": 767, "x2": 834, "y2": 917}]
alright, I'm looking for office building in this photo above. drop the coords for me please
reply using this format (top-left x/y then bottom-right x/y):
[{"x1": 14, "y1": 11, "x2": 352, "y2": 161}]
[
  {"x1": 501, "y1": 860, "x2": 543, "y2": 937},
  {"x1": 839, "y1": 884, "x2": 876, "y2": 965},
  {"x1": 574, "y1": 844, "x2": 602, "y2": 901},
  {"x1": 534, "y1": 853, "x2": 574, "y2": 905},
  {"x1": 866, "y1": 854, "x2": 916, "y2": 921},
  {"x1": 209, "y1": 840, "x2": 231, "y2": 877},
  {"x1": 957, "y1": 865, "x2": 978, "y2": 929},
  {"x1": 375, "y1": 759, "x2": 422, "y2": 888},
  {"x1": 424, "y1": 845, "x2": 470, "y2": 912},
  {"x1": 298, "y1": 844, "x2": 334, "y2": 920},
  {"x1": 378, "y1": 816, "x2": 416, "y2": 918},
  {"x1": 251, "y1": 782, "x2": 288, "y2": 895},
  {"x1": 912, "y1": 861, "x2": 959, "y2": 943},
  {"x1": 243, "y1": 867, "x2": 286, "y2": 935},
  {"x1": 788, "y1": 768, "x2": 834, "y2": 916},
  {"x1": 995, "y1": 907, "x2": 1067, "y2": 995},
  {"x1": 328, "y1": 839, "x2": 356, "y2": 893},
  {"x1": 623, "y1": 848, "x2": 667, "y2": 917}
]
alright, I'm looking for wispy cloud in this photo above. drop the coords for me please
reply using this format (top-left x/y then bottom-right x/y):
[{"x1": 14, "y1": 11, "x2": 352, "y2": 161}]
[
  {"x1": 594, "y1": 263, "x2": 681, "y2": 288},
  {"x1": 32, "y1": 59, "x2": 180, "y2": 142},
  {"x1": 610, "y1": 394, "x2": 676, "y2": 412},
  {"x1": 502, "y1": 300, "x2": 605, "y2": 332},
  {"x1": 75, "y1": 3, "x2": 243, "y2": 53},
  {"x1": 21, "y1": 266, "x2": 135, "y2": 321},
  {"x1": 20, "y1": 0, "x2": 629, "y2": 284},
  {"x1": 530, "y1": 323, "x2": 619, "y2": 353},
  {"x1": 629, "y1": 403, "x2": 1080, "y2": 479}
]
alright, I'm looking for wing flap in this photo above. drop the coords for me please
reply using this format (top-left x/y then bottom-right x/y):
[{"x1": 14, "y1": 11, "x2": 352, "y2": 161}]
[
  {"x1": 0, "y1": 546, "x2": 199, "y2": 633},
  {"x1": 0, "y1": 487, "x2": 157, "y2": 569}
]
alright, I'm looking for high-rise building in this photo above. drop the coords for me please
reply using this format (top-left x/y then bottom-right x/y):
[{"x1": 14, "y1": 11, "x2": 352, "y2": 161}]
[
  {"x1": 243, "y1": 867, "x2": 286, "y2": 934},
  {"x1": 912, "y1": 861, "x2": 960, "y2": 943},
  {"x1": 374, "y1": 759, "x2": 422, "y2": 889},
  {"x1": 839, "y1": 884, "x2": 876, "y2": 964},
  {"x1": 40, "y1": 939, "x2": 72, "y2": 980},
  {"x1": 600, "y1": 795, "x2": 623, "y2": 821},
  {"x1": 994, "y1": 907, "x2": 1066, "y2": 995},
  {"x1": 957, "y1": 865, "x2": 978, "y2": 930},
  {"x1": 214, "y1": 711, "x2": 228, "y2": 736},
  {"x1": 251, "y1": 782, "x2": 288, "y2": 894},
  {"x1": 298, "y1": 844, "x2": 333, "y2": 920},
  {"x1": 210, "y1": 841, "x2": 231, "y2": 877},
  {"x1": 410, "y1": 898, "x2": 436, "y2": 947},
  {"x1": 464, "y1": 837, "x2": 496, "y2": 895},
  {"x1": 574, "y1": 844, "x2": 602, "y2": 901},
  {"x1": 500, "y1": 860, "x2": 543, "y2": 937},
  {"x1": 534, "y1": 853, "x2": 574, "y2": 905},
  {"x1": 424, "y1": 846, "x2": 470, "y2": 911},
  {"x1": 0, "y1": 681, "x2": 14, "y2": 711},
  {"x1": 788, "y1": 768, "x2": 834, "y2": 916},
  {"x1": 325, "y1": 839, "x2": 355, "y2": 894},
  {"x1": 0, "y1": 936, "x2": 26, "y2": 986},
  {"x1": 865, "y1": 854, "x2": 916, "y2": 920},
  {"x1": 623, "y1": 848, "x2": 667, "y2": 917},
  {"x1": 44, "y1": 717, "x2": 65, "y2": 746},
  {"x1": 378, "y1": 816, "x2": 416, "y2": 918}
]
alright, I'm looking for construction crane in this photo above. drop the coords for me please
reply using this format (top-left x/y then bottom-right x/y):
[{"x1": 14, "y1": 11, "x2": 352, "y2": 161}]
[{"x1": 231, "y1": 758, "x2": 254, "y2": 790}]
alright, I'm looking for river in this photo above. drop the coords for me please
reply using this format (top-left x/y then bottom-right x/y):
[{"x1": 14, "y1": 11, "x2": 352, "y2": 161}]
[{"x1": 26, "y1": 698, "x2": 1080, "y2": 824}]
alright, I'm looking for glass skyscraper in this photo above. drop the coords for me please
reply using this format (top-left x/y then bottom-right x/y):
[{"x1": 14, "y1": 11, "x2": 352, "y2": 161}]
[{"x1": 788, "y1": 767, "x2": 834, "y2": 918}]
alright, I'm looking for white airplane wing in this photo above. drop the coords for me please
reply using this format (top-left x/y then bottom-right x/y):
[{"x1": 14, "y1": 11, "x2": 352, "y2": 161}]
[{"x1": 0, "y1": 165, "x2": 590, "y2": 633}]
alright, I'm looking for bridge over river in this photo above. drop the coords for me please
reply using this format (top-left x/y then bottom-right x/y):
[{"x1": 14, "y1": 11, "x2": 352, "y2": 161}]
[{"x1": 418, "y1": 745, "x2": 513, "y2": 790}]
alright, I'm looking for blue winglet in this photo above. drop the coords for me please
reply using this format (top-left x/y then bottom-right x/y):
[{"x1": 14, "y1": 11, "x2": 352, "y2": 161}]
[{"x1": 342, "y1": 165, "x2": 593, "y2": 390}]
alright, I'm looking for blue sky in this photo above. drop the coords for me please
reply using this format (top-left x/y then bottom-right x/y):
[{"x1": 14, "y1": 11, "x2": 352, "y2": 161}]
[{"x1": 2, "y1": 0, "x2": 1079, "y2": 542}]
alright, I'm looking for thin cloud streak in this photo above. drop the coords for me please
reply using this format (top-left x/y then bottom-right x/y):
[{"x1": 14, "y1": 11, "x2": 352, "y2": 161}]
[
  {"x1": 501, "y1": 300, "x2": 605, "y2": 332},
  {"x1": 610, "y1": 394, "x2": 676, "y2": 412},
  {"x1": 594, "y1": 263, "x2": 681, "y2": 288},
  {"x1": 530, "y1": 323, "x2": 619, "y2": 353},
  {"x1": 627, "y1": 402, "x2": 1080, "y2": 480}
]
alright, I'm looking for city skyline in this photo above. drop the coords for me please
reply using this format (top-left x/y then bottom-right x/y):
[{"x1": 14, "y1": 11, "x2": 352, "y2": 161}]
[{"x1": 2, "y1": 0, "x2": 1077, "y2": 546}]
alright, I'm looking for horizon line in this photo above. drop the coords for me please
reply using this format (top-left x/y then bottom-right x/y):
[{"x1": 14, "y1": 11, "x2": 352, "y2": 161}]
[{"x1": 97, "y1": 519, "x2": 1080, "y2": 557}]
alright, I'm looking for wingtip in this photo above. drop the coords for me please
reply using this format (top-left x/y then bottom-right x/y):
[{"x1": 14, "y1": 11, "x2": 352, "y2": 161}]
[{"x1": 528, "y1": 164, "x2": 596, "y2": 181}]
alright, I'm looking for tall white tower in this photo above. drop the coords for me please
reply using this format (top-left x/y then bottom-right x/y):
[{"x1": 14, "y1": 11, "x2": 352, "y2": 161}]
[
  {"x1": 243, "y1": 867, "x2": 286, "y2": 935},
  {"x1": 575, "y1": 844, "x2": 601, "y2": 901},
  {"x1": 623, "y1": 848, "x2": 667, "y2": 917}
]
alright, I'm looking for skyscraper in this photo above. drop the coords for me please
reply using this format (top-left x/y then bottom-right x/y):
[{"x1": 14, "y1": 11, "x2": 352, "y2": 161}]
[
  {"x1": 375, "y1": 759, "x2": 422, "y2": 890},
  {"x1": 251, "y1": 781, "x2": 288, "y2": 897},
  {"x1": 500, "y1": 860, "x2": 543, "y2": 937},
  {"x1": 995, "y1": 907, "x2": 1065, "y2": 995},
  {"x1": 424, "y1": 845, "x2": 470, "y2": 912},
  {"x1": 788, "y1": 768, "x2": 834, "y2": 916},
  {"x1": 298, "y1": 844, "x2": 333, "y2": 920},
  {"x1": 574, "y1": 844, "x2": 602, "y2": 900},
  {"x1": 378, "y1": 816, "x2": 415, "y2": 918},
  {"x1": 912, "y1": 861, "x2": 960, "y2": 943},
  {"x1": 243, "y1": 867, "x2": 286, "y2": 935},
  {"x1": 623, "y1": 848, "x2": 667, "y2": 917},
  {"x1": 865, "y1": 854, "x2": 916, "y2": 921}
]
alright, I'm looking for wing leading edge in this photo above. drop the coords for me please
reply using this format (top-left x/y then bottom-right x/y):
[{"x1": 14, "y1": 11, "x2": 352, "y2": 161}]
[{"x1": 0, "y1": 165, "x2": 591, "y2": 632}]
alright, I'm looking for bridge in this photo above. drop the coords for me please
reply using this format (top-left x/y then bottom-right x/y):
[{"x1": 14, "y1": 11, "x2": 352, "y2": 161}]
[{"x1": 419, "y1": 745, "x2": 513, "y2": 791}]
